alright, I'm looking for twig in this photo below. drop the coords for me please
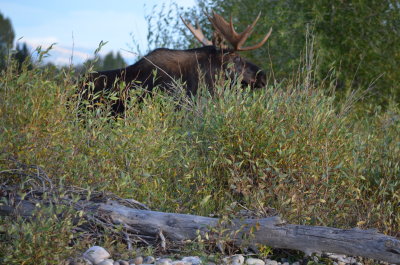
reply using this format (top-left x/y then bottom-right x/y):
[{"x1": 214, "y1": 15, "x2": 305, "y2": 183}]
[{"x1": 159, "y1": 229, "x2": 167, "y2": 251}]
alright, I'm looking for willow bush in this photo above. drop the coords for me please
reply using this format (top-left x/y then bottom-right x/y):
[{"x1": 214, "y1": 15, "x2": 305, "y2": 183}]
[{"x1": 0, "y1": 51, "x2": 399, "y2": 264}]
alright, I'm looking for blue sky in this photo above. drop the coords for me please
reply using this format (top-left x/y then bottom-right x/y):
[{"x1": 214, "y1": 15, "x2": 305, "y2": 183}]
[{"x1": 1, "y1": 0, "x2": 196, "y2": 65}]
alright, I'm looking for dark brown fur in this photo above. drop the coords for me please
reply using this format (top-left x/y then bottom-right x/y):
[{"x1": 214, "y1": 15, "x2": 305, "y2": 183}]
[{"x1": 80, "y1": 46, "x2": 266, "y2": 113}]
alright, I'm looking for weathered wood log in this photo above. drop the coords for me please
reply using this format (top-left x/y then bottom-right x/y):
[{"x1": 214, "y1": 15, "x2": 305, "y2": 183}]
[
  {"x1": 3, "y1": 160, "x2": 396, "y2": 263},
  {"x1": 100, "y1": 201, "x2": 400, "y2": 264},
  {"x1": 1, "y1": 197, "x2": 399, "y2": 263}
]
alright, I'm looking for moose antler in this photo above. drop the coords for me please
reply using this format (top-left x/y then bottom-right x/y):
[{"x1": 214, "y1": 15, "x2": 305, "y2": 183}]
[
  {"x1": 180, "y1": 16, "x2": 213, "y2": 46},
  {"x1": 206, "y1": 11, "x2": 272, "y2": 51}
]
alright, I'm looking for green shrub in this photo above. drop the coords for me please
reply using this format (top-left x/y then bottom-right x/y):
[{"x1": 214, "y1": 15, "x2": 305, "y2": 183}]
[
  {"x1": 0, "y1": 203, "x2": 85, "y2": 264},
  {"x1": 0, "y1": 49, "x2": 398, "y2": 265}
]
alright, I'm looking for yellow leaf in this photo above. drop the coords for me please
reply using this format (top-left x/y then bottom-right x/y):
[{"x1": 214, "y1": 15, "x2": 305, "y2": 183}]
[{"x1": 357, "y1": 220, "x2": 366, "y2": 226}]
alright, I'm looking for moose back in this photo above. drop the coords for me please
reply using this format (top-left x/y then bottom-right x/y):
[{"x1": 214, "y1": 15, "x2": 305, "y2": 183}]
[{"x1": 79, "y1": 12, "x2": 272, "y2": 113}]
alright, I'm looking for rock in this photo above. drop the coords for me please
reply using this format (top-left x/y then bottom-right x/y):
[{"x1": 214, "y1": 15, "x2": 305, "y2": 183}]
[
  {"x1": 114, "y1": 261, "x2": 120, "y2": 265},
  {"x1": 155, "y1": 258, "x2": 172, "y2": 265},
  {"x1": 97, "y1": 260, "x2": 114, "y2": 265},
  {"x1": 327, "y1": 253, "x2": 359, "y2": 264},
  {"x1": 118, "y1": 261, "x2": 129, "y2": 265},
  {"x1": 132, "y1": 256, "x2": 144, "y2": 265},
  {"x1": 83, "y1": 246, "x2": 111, "y2": 265},
  {"x1": 171, "y1": 261, "x2": 191, "y2": 265},
  {"x1": 264, "y1": 260, "x2": 277, "y2": 265},
  {"x1": 234, "y1": 255, "x2": 245, "y2": 264},
  {"x1": 291, "y1": 262, "x2": 300, "y2": 265},
  {"x1": 246, "y1": 258, "x2": 265, "y2": 265},
  {"x1": 143, "y1": 256, "x2": 156, "y2": 264},
  {"x1": 282, "y1": 263, "x2": 289, "y2": 265},
  {"x1": 181, "y1": 256, "x2": 202, "y2": 265},
  {"x1": 223, "y1": 255, "x2": 245, "y2": 265},
  {"x1": 67, "y1": 257, "x2": 94, "y2": 265}
]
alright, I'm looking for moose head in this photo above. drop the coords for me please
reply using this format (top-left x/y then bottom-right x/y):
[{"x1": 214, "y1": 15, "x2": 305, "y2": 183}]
[{"x1": 182, "y1": 11, "x2": 272, "y2": 89}]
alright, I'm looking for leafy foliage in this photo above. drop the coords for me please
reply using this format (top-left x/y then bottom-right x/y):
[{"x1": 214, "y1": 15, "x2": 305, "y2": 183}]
[
  {"x1": 0, "y1": 203, "x2": 85, "y2": 264},
  {"x1": 1, "y1": 48, "x2": 399, "y2": 240},
  {"x1": 145, "y1": 0, "x2": 400, "y2": 105}
]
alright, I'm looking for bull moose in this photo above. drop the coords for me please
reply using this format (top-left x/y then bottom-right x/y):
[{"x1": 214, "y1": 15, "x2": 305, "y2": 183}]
[{"x1": 79, "y1": 11, "x2": 272, "y2": 113}]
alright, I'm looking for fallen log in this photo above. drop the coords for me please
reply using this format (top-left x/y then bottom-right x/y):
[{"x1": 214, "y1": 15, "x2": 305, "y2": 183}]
[
  {"x1": 100, "y1": 201, "x2": 400, "y2": 264},
  {"x1": 1, "y1": 193, "x2": 399, "y2": 263},
  {"x1": 2, "y1": 160, "x2": 399, "y2": 263}
]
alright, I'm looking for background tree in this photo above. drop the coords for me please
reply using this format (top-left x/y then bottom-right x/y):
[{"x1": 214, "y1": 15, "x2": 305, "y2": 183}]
[
  {"x1": 146, "y1": 0, "x2": 400, "y2": 105},
  {"x1": 75, "y1": 51, "x2": 127, "y2": 74},
  {"x1": 100, "y1": 51, "x2": 126, "y2": 70},
  {"x1": 86, "y1": 51, "x2": 126, "y2": 71},
  {"x1": 13, "y1": 42, "x2": 32, "y2": 71},
  {"x1": 0, "y1": 11, "x2": 15, "y2": 70},
  {"x1": 313, "y1": 1, "x2": 400, "y2": 104}
]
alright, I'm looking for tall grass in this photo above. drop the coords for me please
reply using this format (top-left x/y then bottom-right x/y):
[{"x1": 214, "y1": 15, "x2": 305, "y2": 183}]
[{"x1": 0, "y1": 51, "x2": 399, "y2": 262}]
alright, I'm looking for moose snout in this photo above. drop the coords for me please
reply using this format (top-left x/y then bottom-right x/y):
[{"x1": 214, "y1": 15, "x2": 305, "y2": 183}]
[{"x1": 255, "y1": 71, "x2": 267, "y2": 88}]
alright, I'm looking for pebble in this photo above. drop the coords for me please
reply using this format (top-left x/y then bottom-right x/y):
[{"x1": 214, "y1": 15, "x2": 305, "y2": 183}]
[
  {"x1": 67, "y1": 257, "x2": 94, "y2": 265},
  {"x1": 155, "y1": 258, "x2": 173, "y2": 265},
  {"x1": 97, "y1": 259, "x2": 114, "y2": 265},
  {"x1": 73, "y1": 245, "x2": 366, "y2": 265},
  {"x1": 223, "y1": 255, "x2": 245, "y2": 265},
  {"x1": 327, "y1": 253, "x2": 363, "y2": 265},
  {"x1": 83, "y1": 246, "x2": 111, "y2": 265},
  {"x1": 245, "y1": 258, "x2": 265, "y2": 265},
  {"x1": 234, "y1": 255, "x2": 245, "y2": 264},
  {"x1": 181, "y1": 256, "x2": 202, "y2": 265},
  {"x1": 143, "y1": 256, "x2": 156, "y2": 264},
  {"x1": 171, "y1": 261, "x2": 191, "y2": 265},
  {"x1": 132, "y1": 256, "x2": 144, "y2": 265}
]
